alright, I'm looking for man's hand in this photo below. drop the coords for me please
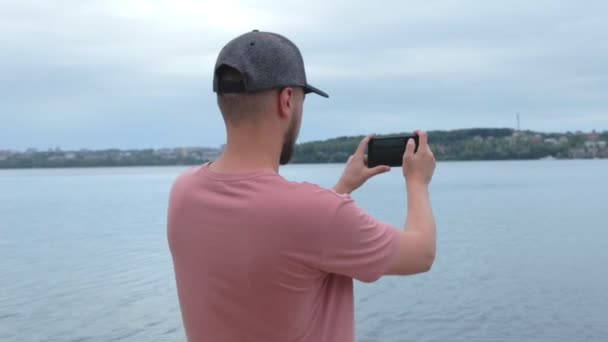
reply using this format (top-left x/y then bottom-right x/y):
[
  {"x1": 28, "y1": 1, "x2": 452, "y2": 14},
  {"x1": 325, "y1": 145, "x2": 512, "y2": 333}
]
[
  {"x1": 403, "y1": 130, "x2": 436, "y2": 187},
  {"x1": 333, "y1": 134, "x2": 391, "y2": 195}
]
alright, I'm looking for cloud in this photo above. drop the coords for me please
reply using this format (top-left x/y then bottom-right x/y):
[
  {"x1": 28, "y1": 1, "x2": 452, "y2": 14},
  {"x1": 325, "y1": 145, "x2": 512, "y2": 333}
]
[{"x1": 0, "y1": 0, "x2": 607, "y2": 150}]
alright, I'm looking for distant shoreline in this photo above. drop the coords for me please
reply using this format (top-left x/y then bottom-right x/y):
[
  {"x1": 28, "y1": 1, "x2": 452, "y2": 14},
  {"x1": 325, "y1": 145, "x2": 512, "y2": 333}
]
[
  {"x1": 1, "y1": 128, "x2": 606, "y2": 169},
  {"x1": 1, "y1": 158, "x2": 607, "y2": 171}
]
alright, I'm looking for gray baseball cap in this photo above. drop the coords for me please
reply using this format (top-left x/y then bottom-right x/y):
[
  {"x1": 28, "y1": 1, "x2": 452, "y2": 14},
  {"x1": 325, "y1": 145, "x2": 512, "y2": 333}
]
[{"x1": 213, "y1": 30, "x2": 329, "y2": 98}]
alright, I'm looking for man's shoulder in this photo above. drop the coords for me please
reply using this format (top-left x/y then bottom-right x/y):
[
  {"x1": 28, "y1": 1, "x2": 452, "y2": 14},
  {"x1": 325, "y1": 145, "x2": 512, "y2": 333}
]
[
  {"x1": 278, "y1": 180, "x2": 353, "y2": 211},
  {"x1": 172, "y1": 164, "x2": 200, "y2": 183},
  {"x1": 169, "y1": 165, "x2": 204, "y2": 197}
]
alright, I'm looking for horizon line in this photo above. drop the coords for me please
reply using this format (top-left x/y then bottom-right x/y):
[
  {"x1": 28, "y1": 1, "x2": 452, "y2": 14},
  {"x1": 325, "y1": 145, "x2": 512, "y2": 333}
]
[{"x1": 2, "y1": 127, "x2": 606, "y2": 152}]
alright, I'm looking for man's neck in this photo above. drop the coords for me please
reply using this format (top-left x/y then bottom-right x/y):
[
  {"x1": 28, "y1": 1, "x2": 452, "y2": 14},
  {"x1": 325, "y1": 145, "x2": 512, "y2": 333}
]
[{"x1": 210, "y1": 141, "x2": 280, "y2": 174}]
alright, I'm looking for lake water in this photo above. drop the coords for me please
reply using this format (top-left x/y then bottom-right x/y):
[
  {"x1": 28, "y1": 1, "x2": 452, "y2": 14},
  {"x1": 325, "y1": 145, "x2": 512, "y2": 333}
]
[{"x1": 1, "y1": 161, "x2": 607, "y2": 341}]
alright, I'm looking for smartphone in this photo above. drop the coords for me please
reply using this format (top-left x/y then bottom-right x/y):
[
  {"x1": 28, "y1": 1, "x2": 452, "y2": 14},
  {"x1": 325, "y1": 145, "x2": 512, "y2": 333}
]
[{"x1": 367, "y1": 135, "x2": 420, "y2": 167}]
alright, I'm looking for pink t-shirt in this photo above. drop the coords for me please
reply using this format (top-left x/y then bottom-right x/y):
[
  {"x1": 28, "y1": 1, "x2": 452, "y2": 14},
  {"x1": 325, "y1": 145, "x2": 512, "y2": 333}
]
[{"x1": 167, "y1": 163, "x2": 400, "y2": 342}]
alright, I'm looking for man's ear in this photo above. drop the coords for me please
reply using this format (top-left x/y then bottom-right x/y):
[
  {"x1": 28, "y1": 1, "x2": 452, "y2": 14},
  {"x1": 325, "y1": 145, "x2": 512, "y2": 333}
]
[{"x1": 278, "y1": 87, "x2": 294, "y2": 119}]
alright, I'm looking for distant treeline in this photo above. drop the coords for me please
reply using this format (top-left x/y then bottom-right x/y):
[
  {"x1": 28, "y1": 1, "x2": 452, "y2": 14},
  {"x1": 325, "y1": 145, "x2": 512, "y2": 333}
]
[
  {"x1": 1, "y1": 128, "x2": 607, "y2": 169},
  {"x1": 0, "y1": 148, "x2": 218, "y2": 169},
  {"x1": 292, "y1": 128, "x2": 608, "y2": 163}
]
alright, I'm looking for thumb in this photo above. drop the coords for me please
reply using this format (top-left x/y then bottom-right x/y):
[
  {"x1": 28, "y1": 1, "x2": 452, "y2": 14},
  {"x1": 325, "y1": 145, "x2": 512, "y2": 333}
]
[
  {"x1": 367, "y1": 165, "x2": 391, "y2": 177},
  {"x1": 356, "y1": 134, "x2": 375, "y2": 157},
  {"x1": 404, "y1": 138, "x2": 415, "y2": 160}
]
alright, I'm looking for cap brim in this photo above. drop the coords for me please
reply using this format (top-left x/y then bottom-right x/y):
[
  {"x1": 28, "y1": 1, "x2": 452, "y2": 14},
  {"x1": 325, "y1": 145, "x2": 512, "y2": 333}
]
[{"x1": 304, "y1": 84, "x2": 329, "y2": 98}]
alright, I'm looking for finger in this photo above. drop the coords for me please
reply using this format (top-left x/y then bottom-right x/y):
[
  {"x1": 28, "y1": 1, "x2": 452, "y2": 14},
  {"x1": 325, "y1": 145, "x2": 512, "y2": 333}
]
[
  {"x1": 363, "y1": 154, "x2": 368, "y2": 166},
  {"x1": 367, "y1": 165, "x2": 391, "y2": 177},
  {"x1": 417, "y1": 130, "x2": 428, "y2": 149},
  {"x1": 356, "y1": 134, "x2": 375, "y2": 157},
  {"x1": 404, "y1": 138, "x2": 415, "y2": 160}
]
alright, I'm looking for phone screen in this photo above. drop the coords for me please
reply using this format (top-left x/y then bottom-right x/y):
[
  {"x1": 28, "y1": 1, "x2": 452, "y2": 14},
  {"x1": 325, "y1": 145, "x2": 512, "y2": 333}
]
[{"x1": 367, "y1": 135, "x2": 419, "y2": 167}]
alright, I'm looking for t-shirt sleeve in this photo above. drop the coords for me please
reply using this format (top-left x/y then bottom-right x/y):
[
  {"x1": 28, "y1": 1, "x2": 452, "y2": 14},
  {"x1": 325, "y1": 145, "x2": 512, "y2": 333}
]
[{"x1": 318, "y1": 195, "x2": 401, "y2": 283}]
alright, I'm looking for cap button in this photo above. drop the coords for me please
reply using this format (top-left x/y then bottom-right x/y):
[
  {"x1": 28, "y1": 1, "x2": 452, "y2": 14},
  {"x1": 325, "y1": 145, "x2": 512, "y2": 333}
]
[{"x1": 252, "y1": 29, "x2": 259, "y2": 32}]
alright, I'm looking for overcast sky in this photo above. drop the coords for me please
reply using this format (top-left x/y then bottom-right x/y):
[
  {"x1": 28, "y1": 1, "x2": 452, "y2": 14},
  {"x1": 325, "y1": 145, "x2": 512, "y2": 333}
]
[{"x1": 1, "y1": 0, "x2": 607, "y2": 150}]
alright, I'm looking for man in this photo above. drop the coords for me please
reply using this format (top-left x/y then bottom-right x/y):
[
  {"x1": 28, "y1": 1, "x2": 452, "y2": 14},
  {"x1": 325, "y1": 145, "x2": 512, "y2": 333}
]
[{"x1": 167, "y1": 30, "x2": 436, "y2": 342}]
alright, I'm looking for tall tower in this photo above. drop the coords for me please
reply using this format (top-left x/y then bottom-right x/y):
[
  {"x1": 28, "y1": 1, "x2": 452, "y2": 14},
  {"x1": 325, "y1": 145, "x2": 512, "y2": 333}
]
[{"x1": 516, "y1": 113, "x2": 521, "y2": 131}]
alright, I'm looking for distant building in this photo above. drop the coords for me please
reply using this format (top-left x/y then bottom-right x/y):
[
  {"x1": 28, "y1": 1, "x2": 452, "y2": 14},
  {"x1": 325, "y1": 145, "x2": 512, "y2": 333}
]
[
  {"x1": 587, "y1": 130, "x2": 600, "y2": 141},
  {"x1": 584, "y1": 141, "x2": 597, "y2": 148},
  {"x1": 598, "y1": 141, "x2": 607, "y2": 149},
  {"x1": 156, "y1": 148, "x2": 173, "y2": 156},
  {"x1": 570, "y1": 148, "x2": 586, "y2": 159},
  {"x1": 178, "y1": 148, "x2": 188, "y2": 157},
  {"x1": 544, "y1": 138, "x2": 559, "y2": 145},
  {"x1": 435, "y1": 145, "x2": 447, "y2": 154},
  {"x1": 202, "y1": 150, "x2": 221, "y2": 160}
]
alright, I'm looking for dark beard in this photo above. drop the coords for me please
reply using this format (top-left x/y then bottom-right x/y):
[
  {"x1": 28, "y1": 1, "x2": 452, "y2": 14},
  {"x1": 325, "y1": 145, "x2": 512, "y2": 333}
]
[{"x1": 279, "y1": 117, "x2": 298, "y2": 165}]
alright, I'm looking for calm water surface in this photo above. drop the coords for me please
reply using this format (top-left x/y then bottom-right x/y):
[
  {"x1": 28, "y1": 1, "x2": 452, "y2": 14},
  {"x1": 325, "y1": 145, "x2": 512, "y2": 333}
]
[{"x1": 1, "y1": 161, "x2": 607, "y2": 341}]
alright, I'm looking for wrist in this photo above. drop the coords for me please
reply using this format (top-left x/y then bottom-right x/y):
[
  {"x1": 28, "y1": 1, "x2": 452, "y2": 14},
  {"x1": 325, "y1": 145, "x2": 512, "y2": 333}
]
[
  {"x1": 332, "y1": 182, "x2": 351, "y2": 195},
  {"x1": 406, "y1": 180, "x2": 429, "y2": 193}
]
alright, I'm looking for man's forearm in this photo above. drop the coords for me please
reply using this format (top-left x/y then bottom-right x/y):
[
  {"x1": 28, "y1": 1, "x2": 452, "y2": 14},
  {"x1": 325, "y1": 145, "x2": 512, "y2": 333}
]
[{"x1": 405, "y1": 182, "x2": 436, "y2": 256}]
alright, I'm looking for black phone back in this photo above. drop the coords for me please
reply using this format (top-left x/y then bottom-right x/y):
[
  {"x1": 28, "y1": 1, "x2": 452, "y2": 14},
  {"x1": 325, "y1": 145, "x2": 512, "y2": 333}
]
[{"x1": 368, "y1": 135, "x2": 419, "y2": 167}]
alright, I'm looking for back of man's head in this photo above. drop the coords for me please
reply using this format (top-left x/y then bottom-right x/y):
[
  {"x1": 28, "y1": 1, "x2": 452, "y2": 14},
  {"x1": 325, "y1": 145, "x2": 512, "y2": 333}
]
[
  {"x1": 212, "y1": 30, "x2": 328, "y2": 127},
  {"x1": 216, "y1": 66, "x2": 276, "y2": 127}
]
